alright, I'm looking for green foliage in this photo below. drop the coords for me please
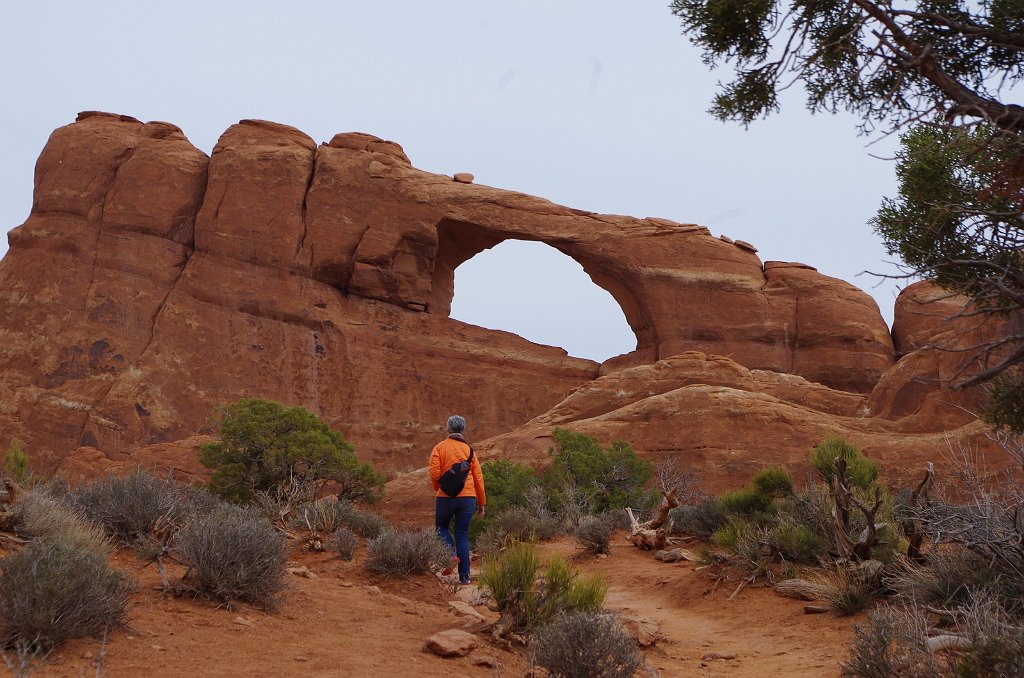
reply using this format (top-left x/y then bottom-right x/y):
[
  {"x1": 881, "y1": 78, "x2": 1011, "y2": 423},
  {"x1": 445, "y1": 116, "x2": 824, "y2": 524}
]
[
  {"x1": 3, "y1": 439, "x2": 29, "y2": 484},
  {"x1": 0, "y1": 537, "x2": 132, "y2": 651},
  {"x1": 955, "y1": 636, "x2": 1024, "y2": 678},
  {"x1": 670, "y1": 496, "x2": 727, "y2": 537},
  {"x1": 718, "y1": 486, "x2": 773, "y2": 516},
  {"x1": 752, "y1": 465, "x2": 794, "y2": 497},
  {"x1": 481, "y1": 459, "x2": 540, "y2": 514},
  {"x1": 711, "y1": 516, "x2": 749, "y2": 551},
  {"x1": 982, "y1": 369, "x2": 1024, "y2": 434},
  {"x1": 768, "y1": 521, "x2": 824, "y2": 563},
  {"x1": 810, "y1": 436, "x2": 879, "y2": 490},
  {"x1": 542, "y1": 428, "x2": 655, "y2": 515},
  {"x1": 480, "y1": 542, "x2": 607, "y2": 633},
  {"x1": 199, "y1": 398, "x2": 382, "y2": 505}
]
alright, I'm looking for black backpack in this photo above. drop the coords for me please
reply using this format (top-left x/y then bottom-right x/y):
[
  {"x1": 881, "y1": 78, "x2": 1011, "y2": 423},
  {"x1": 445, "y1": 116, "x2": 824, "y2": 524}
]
[{"x1": 438, "y1": 447, "x2": 475, "y2": 497}]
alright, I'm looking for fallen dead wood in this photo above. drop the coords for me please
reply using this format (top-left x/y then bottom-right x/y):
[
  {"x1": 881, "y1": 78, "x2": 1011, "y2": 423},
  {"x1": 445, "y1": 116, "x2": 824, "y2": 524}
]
[
  {"x1": 625, "y1": 488, "x2": 679, "y2": 551},
  {"x1": 655, "y1": 548, "x2": 696, "y2": 563},
  {"x1": 926, "y1": 635, "x2": 971, "y2": 653},
  {"x1": 774, "y1": 579, "x2": 827, "y2": 601}
]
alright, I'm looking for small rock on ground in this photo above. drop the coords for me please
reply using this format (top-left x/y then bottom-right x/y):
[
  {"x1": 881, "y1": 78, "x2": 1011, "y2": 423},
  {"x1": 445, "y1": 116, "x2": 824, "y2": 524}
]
[{"x1": 424, "y1": 629, "x2": 479, "y2": 658}]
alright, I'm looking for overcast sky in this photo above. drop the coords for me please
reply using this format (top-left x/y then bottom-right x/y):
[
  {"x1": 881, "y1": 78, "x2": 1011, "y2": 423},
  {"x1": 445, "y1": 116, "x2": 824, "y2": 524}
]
[{"x1": 0, "y1": 1, "x2": 907, "y2": 362}]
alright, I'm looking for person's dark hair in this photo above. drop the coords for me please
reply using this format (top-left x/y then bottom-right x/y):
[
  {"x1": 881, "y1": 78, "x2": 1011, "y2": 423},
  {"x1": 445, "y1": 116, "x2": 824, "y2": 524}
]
[{"x1": 446, "y1": 415, "x2": 466, "y2": 434}]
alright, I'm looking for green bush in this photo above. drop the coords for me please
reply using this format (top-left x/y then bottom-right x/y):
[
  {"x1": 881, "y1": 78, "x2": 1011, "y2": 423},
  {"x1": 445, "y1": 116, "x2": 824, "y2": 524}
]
[
  {"x1": 481, "y1": 542, "x2": 607, "y2": 633},
  {"x1": 175, "y1": 505, "x2": 287, "y2": 610},
  {"x1": 533, "y1": 612, "x2": 643, "y2": 678},
  {"x1": 199, "y1": 398, "x2": 383, "y2": 505},
  {"x1": 718, "y1": 486, "x2": 772, "y2": 516},
  {"x1": 3, "y1": 439, "x2": 29, "y2": 485},
  {"x1": 366, "y1": 528, "x2": 450, "y2": 577},
  {"x1": 752, "y1": 465, "x2": 794, "y2": 497},
  {"x1": 470, "y1": 460, "x2": 546, "y2": 544},
  {"x1": 711, "y1": 517, "x2": 750, "y2": 551},
  {"x1": 768, "y1": 521, "x2": 824, "y2": 563},
  {"x1": 475, "y1": 506, "x2": 561, "y2": 556},
  {"x1": 810, "y1": 436, "x2": 880, "y2": 490},
  {"x1": 542, "y1": 429, "x2": 655, "y2": 515},
  {"x1": 0, "y1": 537, "x2": 132, "y2": 651},
  {"x1": 574, "y1": 513, "x2": 617, "y2": 555},
  {"x1": 956, "y1": 635, "x2": 1024, "y2": 678}
]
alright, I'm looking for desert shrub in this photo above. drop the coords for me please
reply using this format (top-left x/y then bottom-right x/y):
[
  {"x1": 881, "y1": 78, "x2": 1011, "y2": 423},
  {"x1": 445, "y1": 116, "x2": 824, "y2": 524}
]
[
  {"x1": 199, "y1": 398, "x2": 382, "y2": 505},
  {"x1": 292, "y1": 497, "x2": 350, "y2": 534},
  {"x1": 542, "y1": 429, "x2": 655, "y2": 516},
  {"x1": 3, "y1": 439, "x2": 29, "y2": 485},
  {"x1": 718, "y1": 486, "x2": 773, "y2": 516},
  {"x1": 475, "y1": 506, "x2": 561, "y2": 556},
  {"x1": 768, "y1": 520, "x2": 825, "y2": 563},
  {"x1": 956, "y1": 636, "x2": 1024, "y2": 678},
  {"x1": 481, "y1": 543, "x2": 607, "y2": 633},
  {"x1": 533, "y1": 611, "x2": 642, "y2": 678},
  {"x1": 328, "y1": 527, "x2": 357, "y2": 561},
  {"x1": 68, "y1": 469, "x2": 207, "y2": 546},
  {"x1": 817, "y1": 564, "x2": 881, "y2": 616},
  {"x1": 810, "y1": 436, "x2": 880, "y2": 490},
  {"x1": 670, "y1": 495, "x2": 726, "y2": 537},
  {"x1": 0, "y1": 536, "x2": 132, "y2": 651},
  {"x1": 574, "y1": 513, "x2": 617, "y2": 555},
  {"x1": 840, "y1": 604, "x2": 941, "y2": 678},
  {"x1": 752, "y1": 465, "x2": 794, "y2": 498},
  {"x1": 711, "y1": 516, "x2": 750, "y2": 551},
  {"x1": 175, "y1": 505, "x2": 287, "y2": 610},
  {"x1": 365, "y1": 528, "x2": 449, "y2": 577},
  {"x1": 7, "y1": 490, "x2": 109, "y2": 555},
  {"x1": 777, "y1": 484, "x2": 837, "y2": 553}
]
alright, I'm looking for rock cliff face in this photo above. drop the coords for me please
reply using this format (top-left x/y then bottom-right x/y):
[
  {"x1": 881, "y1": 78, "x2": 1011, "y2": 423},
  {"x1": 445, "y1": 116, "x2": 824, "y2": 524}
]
[{"x1": 0, "y1": 113, "x2": 996, "y2": 478}]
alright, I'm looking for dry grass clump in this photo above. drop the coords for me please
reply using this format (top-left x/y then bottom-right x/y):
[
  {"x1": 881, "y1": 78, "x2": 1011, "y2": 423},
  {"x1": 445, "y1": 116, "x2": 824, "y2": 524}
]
[
  {"x1": 291, "y1": 498, "x2": 390, "y2": 538},
  {"x1": 365, "y1": 528, "x2": 449, "y2": 577},
  {"x1": 328, "y1": 527, "x2": 357, "y2": 561},
  {"x1": 532, "y1": 612, "x2": 642, "y2": 678},
  {"x1": 7, "y1": 490, "x2": 110, "y2": 555},
  {"x1": 0, "y1": 536, "x2": 132, "y2": 652},
  {"x1": 175, "y1": 505, "x2": 287, "y2": 610},
  {"x1": 475, "y1": 506, "x2": 561, "y2": 557},
  {"x1": 815, "y1": 563, "x2": 883, "y2": 616}
]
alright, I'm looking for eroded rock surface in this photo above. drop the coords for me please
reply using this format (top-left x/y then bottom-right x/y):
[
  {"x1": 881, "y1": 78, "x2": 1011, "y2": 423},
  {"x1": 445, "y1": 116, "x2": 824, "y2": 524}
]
[{"x1": 0, "y1": 113, "x2": 992, "y2": 477}]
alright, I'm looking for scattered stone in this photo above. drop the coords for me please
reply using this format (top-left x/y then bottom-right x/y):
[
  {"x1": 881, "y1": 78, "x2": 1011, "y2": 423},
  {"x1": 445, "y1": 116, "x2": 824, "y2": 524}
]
[
  {"x1": 233, "y1": 616, "x2": 256, "y2": 627},
  {"x1": 473, "y1": 655, "x2": 497, "y2": 668},
  {"x1": 287, "y1": 566, "x2": 317, "y2": 579},
  {"x1": 424, "y1": 629, "x2": 479, "y2": 658},
  {"x1": 734, "y1": 239, "x2": 758, "y2": 253},
  {"x1": 596, "y1": 553, "x2": 608, "y2": 559},
  {"x1": 655, "y1": 548, "x2": 695, "y2": 563},
  {"x1": 294, "y1": 656, "x2": 310, "y2": 662},
  {"x1": 456, "y1": 585, "x2": 487, "y2": 606},
  {"x1": 151, "y1": 645, "x2": 163, "y2": 651},
  {"x1": 702, "y1": 652, "x2": 737, "y2": 661},
  {"x1": 449, "y1": 600, "x2": 486, "y2": 623},
  {"x1": 619, "y1": 615, "x2": 663, "y2": 647},
  {"x1": 453, "y1": 172, "x2": 474, "y2": 183},
  {"x1": 82, "y1": 651, "x2": 93, "y2": 660},
  {"x1": 719, "y1": 235, "x2": 734, "y2": 244},
  {"x1": 804, "y1": 605, "x2": 830, "y2": 614},
  {"x1": 365, "y1": 585, "x2": 383, "y2": 596}
]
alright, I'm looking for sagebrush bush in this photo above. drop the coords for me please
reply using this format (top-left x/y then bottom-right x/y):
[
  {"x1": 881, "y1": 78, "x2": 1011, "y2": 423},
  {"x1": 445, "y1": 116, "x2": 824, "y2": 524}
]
[
  {"x1": 287, "y1": 497, "x2": 391, "y2": 538},
  {"x1": 68, "y1": 470, "x2": 211, "y2": 546},
  {"x1": 365, "y1": 528, "x2": 449, "y2": 577},
  {"x1": 670, "y1": 496, "x2": 726, "y2": 537},
  {"x1": 481, "y1": 543, "x2": 607, "y2": 633},
  {"x1": 711, "y1": 516, "x2": 750, "y2": 551},
  {"x1": 533, "y1": 612, "x2": 642, "y2": 678},
  {"x1": 574, "y1": 513, "x2": 617, "y2": 555},
  {"x1": 768, "y1": 520, "x2": 825, "y2": 563},
  {"x1": 840, "y1": 604, "x2": 940, "y2": 678},
  {"x1": 328, "y1": 527, "x2": 357, "y2": 561},
  {"x1": 175, "y1": 505, "x2": 287, "y2": 610},
  {"x1": 475, "y1": 506, "x2": 561, "y2": 556},
  {"x1": 8, "y1": 490, "x2": 110, "y2": 555},
  {"x1": 0, "y1": 537, "x2": 132, "y2": 650}
]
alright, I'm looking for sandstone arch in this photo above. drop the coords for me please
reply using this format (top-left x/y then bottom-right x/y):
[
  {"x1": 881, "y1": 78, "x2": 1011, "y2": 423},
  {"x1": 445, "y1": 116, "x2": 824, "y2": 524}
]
[{"x1": 430, "y1": 218, "x2": 648, "y2": 354}]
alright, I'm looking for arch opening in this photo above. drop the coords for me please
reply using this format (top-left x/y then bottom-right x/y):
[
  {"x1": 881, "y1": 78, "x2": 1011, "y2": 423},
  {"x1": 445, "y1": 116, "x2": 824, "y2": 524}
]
[{"x1": 447, "y1": 239, "x2": 638, "y2": 363}]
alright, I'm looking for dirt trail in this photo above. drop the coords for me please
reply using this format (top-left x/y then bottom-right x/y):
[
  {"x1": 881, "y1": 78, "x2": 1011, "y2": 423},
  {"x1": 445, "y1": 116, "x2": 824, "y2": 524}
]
[{"x1": 21, "y1": 530, "x2": 859, "y2": 678}]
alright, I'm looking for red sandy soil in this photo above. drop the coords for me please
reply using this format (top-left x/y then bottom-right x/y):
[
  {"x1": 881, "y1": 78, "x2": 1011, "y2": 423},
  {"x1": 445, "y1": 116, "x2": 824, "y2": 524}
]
[{"x1": 21, "y1": 528, "x2": 858, "y2": 678}]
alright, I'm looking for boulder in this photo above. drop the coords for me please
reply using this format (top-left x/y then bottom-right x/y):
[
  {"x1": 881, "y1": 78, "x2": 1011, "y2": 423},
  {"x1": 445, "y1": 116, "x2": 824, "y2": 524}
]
[{"x1": 424, "y1": 629, "x2": 479, "y2": 658}]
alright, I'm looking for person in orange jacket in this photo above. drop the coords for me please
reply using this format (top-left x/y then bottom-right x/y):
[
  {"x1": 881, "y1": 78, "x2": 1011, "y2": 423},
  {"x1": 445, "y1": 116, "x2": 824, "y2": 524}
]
[{"x1": 429, "y1": 414, "x2": 486, "y2": 584}]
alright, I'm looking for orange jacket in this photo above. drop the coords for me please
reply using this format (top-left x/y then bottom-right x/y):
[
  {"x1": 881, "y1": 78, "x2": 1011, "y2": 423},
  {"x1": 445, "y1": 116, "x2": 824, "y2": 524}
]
[{"x1": 429, "y1": 436, "x2": 486, "y2": 505}]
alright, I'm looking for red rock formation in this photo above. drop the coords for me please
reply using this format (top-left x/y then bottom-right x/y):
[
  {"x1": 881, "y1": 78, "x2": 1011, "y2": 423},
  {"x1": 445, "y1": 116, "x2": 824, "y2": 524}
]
[{"x1": 0, "y1": 112, "x2": 954, "y2": 478}]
